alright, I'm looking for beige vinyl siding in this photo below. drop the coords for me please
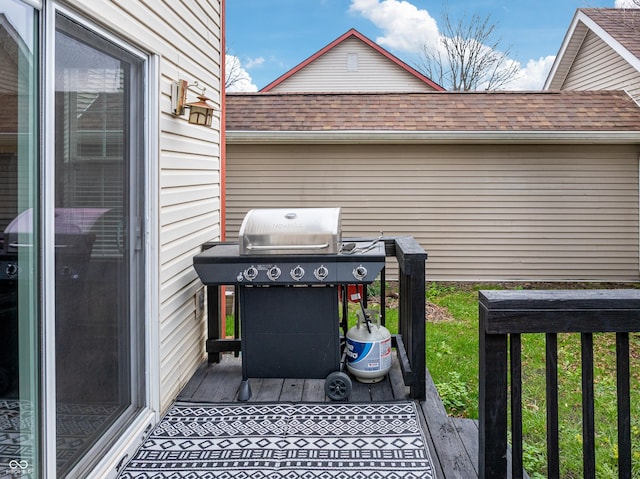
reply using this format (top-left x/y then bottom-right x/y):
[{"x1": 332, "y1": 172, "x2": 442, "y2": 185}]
[
  {"x1": 226, "y1": 143, "x2": 640, "y2": 282},
  {"x1": 562, "y1": 30, "x2": 640, "y2": 100},
  {"x1": 268, "y1": 37, "x2": 436, "y2": 92},
  {"x1": 69, "y1": 0, "x2": 222, "y2": 412}
]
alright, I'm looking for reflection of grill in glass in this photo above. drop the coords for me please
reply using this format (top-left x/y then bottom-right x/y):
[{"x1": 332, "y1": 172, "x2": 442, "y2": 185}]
[
  {"x1": 0, "y1": 208, "x2": 108, "y2": 396},
  {"x1": 193, "y1": 208, "x2": 386, "y2": 401},
  {"x1": 0, "y1": 256, "x2": 18, "y2": 396}
]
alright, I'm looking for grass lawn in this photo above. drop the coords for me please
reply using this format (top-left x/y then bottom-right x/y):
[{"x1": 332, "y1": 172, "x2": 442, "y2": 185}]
[{"x1": 426, "y1": 281, "x2": 640, "y2": 479}]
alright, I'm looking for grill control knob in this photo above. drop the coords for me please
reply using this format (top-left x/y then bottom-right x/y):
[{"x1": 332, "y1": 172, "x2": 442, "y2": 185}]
[
  {"x1": 314, "y1": 265, "x2": 329, "y2": 281},
  {"x1": 5, "y1": 263, "x2": 18, "y2": 279},
  {"x1": 352, "y1": 265, "x2": 368, "y2": 281},
  {"x1": 267, "y1": 265, "x2": 281, "y2": 281},
  {"x1": 290, "y1": 265, "x2": 305, "y2": 281},
  {"x1": 243, "y1": 265, "x2": 259, "y2": 281}
]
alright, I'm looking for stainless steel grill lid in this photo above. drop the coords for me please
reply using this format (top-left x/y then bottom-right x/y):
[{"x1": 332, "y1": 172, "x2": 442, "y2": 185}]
[{"x1": 239, "y1": 207, "x2": 341, "y2": 255}]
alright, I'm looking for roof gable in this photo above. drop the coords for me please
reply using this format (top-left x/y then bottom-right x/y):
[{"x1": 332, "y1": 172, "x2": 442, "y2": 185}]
[
  {"x1": 545, "y1": 8, "x2": 640, "y2": 90},
  {"x1": 261, "y1": 28, "x2": 444, "y2": 92}
]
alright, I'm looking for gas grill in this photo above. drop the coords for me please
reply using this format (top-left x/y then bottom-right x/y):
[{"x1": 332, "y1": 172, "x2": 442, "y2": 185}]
[{"x1": 193, "y1": 207, "x2": 386, "y2": 400}]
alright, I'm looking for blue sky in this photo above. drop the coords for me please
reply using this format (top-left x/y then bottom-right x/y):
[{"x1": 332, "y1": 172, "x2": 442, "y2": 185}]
[{"x1": 225, "y1": 0, "x2": 632, "y2": 91}]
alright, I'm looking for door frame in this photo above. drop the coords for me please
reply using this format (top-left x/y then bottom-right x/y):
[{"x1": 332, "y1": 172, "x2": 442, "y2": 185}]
[{"x1": 41, "y1": 3, "x2": 159, "y2": 477}]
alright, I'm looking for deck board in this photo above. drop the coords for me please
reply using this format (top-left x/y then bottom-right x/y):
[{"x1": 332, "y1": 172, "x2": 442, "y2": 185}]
[
  {"x1": 177, "y1": 352, "x2": 480, "y2": 478},
  {"x1": 280, "y1": 378, "x2": 305, "y2": 402},
  {"x1": 301, "y1": 379, "x2": 325, "y2": 402},
  {"x1": 455, "y1": 418, "x2": 480, "y2": 477},
  {"x1": 420, "y1": 367, "x2": 478, "y2": 479},
  {"x1": 254, "y1": 378, "x2": 285, "y2": 401},
  {"x1": 177, "y1": 361, "x2": 209, "y2": 400}
]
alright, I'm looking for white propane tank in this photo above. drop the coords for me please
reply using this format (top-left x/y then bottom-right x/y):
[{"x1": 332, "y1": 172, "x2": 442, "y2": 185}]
[{"x1": 346, "y1": 309, "x2": 392, "y2": 383}]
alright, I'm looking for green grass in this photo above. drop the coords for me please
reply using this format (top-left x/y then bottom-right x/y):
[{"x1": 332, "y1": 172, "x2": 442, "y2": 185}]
[
  {"x1": 426, "y1": 282, "x2": 479, "y2": 417},
  {"x1": 426, "y1": 281, "x2": 640, "y2": 478}
]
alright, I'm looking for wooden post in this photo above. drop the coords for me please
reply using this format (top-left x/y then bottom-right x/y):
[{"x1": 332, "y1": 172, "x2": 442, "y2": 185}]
[
  {"x1": 206, "y1": 285, "x2": 221, "y2": 363},
  {"x1": 394, "y1": 237, "x2": 427, "y2": 400},
  {"x1": 478, "y1": 297, "x2": 508, "y2": 478}
]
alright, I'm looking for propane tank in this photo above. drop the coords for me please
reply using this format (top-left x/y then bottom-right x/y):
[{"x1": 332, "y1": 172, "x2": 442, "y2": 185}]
[{"x1": 346, "y1": 308, "x2": 392, "y2": 383}]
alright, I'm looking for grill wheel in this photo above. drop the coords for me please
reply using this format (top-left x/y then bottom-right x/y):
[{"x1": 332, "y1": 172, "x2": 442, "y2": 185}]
[{"x1": 324, "y1": 371, "x2": 352, "y2": 401}]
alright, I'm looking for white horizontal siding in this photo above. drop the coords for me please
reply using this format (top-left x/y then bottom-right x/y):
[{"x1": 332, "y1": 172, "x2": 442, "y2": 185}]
[
  {"x1": 226, "y1": 143, "x2": 640, "y2": 282},
  {"x1": 562, "y1": 31, "x2": 640, "y2": 100},
  {"x1": 269, "y1": 37, "x2": 436, "y2": 92},
  {"x1": 69, "y1": 0, "x2": 222, "y2": 413}
]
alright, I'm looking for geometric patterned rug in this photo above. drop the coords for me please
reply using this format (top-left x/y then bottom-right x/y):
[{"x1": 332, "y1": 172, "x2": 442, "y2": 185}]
[
  {"x1": 1, "y1": 399, "x2": 119, "y2": 475},
  {"x1": 117, "y1": 401, "x2": 435, "y2": 479}
]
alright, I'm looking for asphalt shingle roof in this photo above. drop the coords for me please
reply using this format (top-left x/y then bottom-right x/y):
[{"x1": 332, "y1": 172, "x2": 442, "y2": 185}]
[
  {"x1": 226, "y1": 91, "x2": 640, "y2": 132},
  {"x1": 581, "y1": 8, "x2": 640, "y2": 60}
]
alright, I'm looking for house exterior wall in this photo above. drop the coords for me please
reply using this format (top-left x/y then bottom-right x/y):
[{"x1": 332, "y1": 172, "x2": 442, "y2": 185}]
[
  {"x1": 226, "y1": 142, "x2": 640, "y2": 282},
  {"x1": 561, "y1": 30, "x2": 640, "y2": 100},
  {"x1": 267, "y1": 37, "x2": 437, "y2": 92},
  {"x1": 65, "y1": 0, "x2": 222, "y2": 412}
]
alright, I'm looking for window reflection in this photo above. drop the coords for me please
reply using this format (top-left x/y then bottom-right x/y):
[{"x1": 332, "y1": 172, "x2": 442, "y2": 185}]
[
  {"x1": 0, "y1": 1, "x2": 39, "y2": 478},
  {"x1": 54, "y1": 14, "x2": 143, "y2": 476}
]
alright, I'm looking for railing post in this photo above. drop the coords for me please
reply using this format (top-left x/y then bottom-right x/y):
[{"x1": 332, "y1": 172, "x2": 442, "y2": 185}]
[
  {"x1": 478, "y1": 297, "x2": 508, "y2": 478},
  {"x1": 394, "y1": 237, "x2": 427, "y2": 400},
  {"x1": 546, "y1": 333, "x2": 560, "y2": 478},
  {"x1": 202, "y1": 242, "x2": 224, "y2": 363},
  {"x1": 581, "y1": 332, "x2": 596, "y2": 479},
  {"x1": 510, "y1": 333, "x2": 524, "y2": 479},
  {"x1": 206, "y1": 284, "x2": 222, "y2": 363},
  {"x1": 617, "y1": 332, "x2": 632, "y2": 479}
]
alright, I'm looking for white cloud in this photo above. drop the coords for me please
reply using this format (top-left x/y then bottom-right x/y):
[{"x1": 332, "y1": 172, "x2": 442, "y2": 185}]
[
  {"x1": 349, "y1": 0, "x2": 556, "y2": 91},
  {"x1": 615, "y1": 0, "x2": 640, "y2": 7},
  {"x1": 225, "y1": 55, "x2": 258, "y2": 92},
  {"x1": 245, "y1": 56, "x2": 265, "y2": 69},
  {"x1": 349, "y1": 0, "x2": 439, "y2": 53},
  {"x1": 506, "y1": 56, "x2": 556, "y2": 91}
]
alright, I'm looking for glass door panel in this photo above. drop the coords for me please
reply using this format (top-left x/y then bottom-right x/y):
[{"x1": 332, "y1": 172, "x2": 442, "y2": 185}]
[
  {"x1": 54, "y1": 13, "x2": 144, "y2": 477},
  {"x1": 0, "y1": 1, "x2": 40, "y2": 478}
]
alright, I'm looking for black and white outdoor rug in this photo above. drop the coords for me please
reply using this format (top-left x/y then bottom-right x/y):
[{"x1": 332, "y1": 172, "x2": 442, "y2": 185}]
[{"x1": 117, "y1": 401, "x2": 435, "y2": 479}]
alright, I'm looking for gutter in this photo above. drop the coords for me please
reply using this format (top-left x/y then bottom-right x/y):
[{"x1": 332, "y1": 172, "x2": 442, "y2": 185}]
[{"x1": 226, "y1": 130, "x2": 640, "y2": 145}]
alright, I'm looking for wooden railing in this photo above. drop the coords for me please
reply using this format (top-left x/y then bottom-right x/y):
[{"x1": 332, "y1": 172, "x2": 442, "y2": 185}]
[
  {"x1": 382, "y1": 236, "x2": 427, "y2": 399},
  {"x1": 479, "y1": 289, "x2": 640, "y2": 479},
  {"x1": 201, "y1": 236, "x2": 427, "y2": 399}
]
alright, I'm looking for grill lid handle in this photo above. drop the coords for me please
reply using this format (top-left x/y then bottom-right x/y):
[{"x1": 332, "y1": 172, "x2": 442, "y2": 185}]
[{"x1": 244, "y1": 243, "x2": 330, "y2": 251}]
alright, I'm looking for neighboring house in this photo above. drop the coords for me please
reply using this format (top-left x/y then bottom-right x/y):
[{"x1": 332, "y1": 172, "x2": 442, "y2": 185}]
[
  {"x1": 261, "y1": 28, "x2": 444, "y2": 92},
  {"x1": 225, "y1": 90, "x2": 640, "y2": 282},
  {"x1": 226, "y1": 12, "x2": 640, "y2": 283},
  {"x1": 545, "y1": 8, "x2": 640, "y2": 100},
  {"x1": 0, "y1": 1, "x2": 223, "y2": 478}
]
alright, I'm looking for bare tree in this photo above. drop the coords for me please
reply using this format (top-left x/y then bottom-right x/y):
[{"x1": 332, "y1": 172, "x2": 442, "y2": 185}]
[
  {"x1": 417, "y1": 10, "x2": 519, "y2": 91},
  {"x1": 225, "y1": 49, "x2": 244, "y2": 90}
]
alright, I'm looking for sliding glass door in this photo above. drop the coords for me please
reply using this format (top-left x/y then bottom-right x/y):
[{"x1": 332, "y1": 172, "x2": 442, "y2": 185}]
[
  {"x1": 0, "y1": 4, "x2": 148, "y2": 477},
  {"x1": 0, "y1": 1, "x2": 40, "y2": 477},
  {"x1": 53, "y1": 12, "x2": 145, "y2": 477}
]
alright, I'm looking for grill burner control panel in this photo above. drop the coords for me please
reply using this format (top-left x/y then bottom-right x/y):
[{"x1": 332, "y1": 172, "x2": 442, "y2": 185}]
[
  {"x1": 238, "y1": 262, "x2": 371, "y2": 284},
  {"x1": 194, "y1": 241, "x2": 386, "y2": 286}
]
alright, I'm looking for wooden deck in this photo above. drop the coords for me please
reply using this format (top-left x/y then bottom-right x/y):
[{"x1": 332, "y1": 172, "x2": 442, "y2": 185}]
[{"x1": 177, "y1": 352, "x2": 479, "y2": 479}]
